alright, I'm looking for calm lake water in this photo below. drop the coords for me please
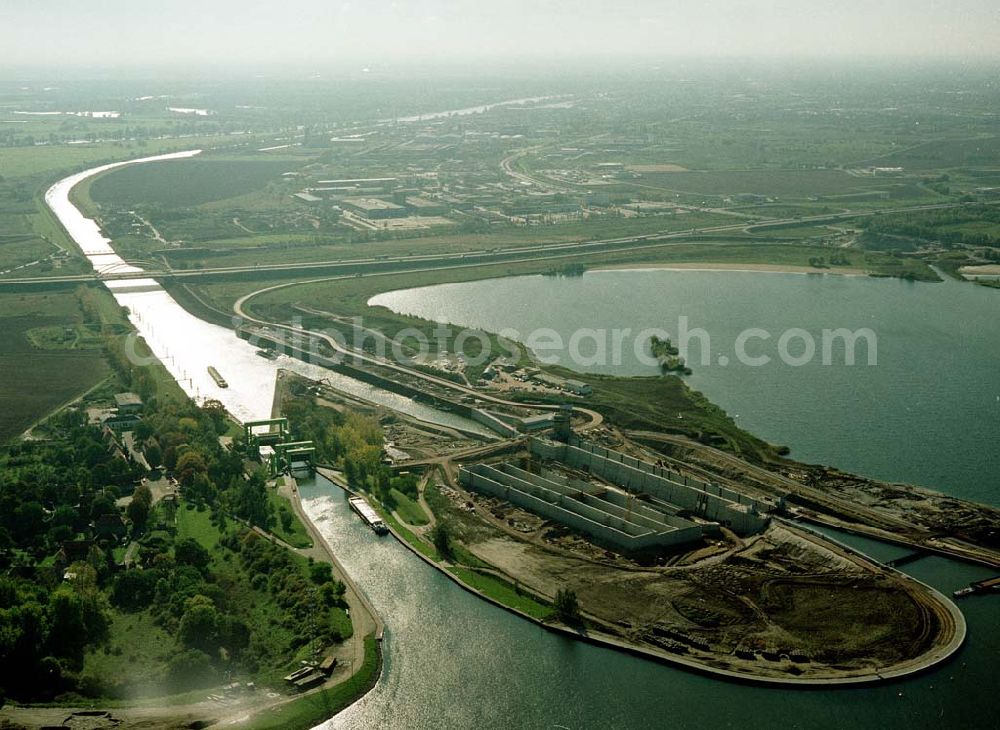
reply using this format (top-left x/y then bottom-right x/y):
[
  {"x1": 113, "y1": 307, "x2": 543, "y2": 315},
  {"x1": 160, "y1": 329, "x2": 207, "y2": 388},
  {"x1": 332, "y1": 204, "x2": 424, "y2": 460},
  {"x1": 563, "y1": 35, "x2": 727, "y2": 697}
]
[{"x1": 370, "y1": 268, "x2": 1000, "y2": 505}]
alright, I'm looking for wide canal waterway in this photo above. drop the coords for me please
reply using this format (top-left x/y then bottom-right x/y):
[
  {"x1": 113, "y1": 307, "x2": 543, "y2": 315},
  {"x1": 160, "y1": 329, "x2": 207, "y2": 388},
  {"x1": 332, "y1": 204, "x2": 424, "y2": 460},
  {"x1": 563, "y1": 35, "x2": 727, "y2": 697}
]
[
  {"x1": 301, "y1": 473, "x2": 998, "y2": 730},
  {"x1": 44, "y1": 152, "x2": 492, "y2": 436}
]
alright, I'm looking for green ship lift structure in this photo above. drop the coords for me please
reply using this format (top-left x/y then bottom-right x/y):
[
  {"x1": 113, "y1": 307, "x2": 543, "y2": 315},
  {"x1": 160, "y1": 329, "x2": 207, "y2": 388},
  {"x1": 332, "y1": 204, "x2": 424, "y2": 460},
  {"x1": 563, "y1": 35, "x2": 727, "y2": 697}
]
[{"x1": 243, "y1": 418, "x2": 316, "y2": 476}]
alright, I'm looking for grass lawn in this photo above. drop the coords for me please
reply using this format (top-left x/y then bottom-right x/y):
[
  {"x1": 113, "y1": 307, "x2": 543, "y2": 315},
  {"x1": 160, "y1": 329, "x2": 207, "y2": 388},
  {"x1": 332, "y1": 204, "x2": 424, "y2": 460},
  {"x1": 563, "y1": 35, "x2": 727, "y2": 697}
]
[
  {"x1": 370, "y1": 499, "x2": 441, "y2": 562},
  {"x1": 389, "y1": 488, "x2": 428, "y2": 526},
  {"x1": 175, "y1": 503, "x2": 221, "y2": 550},
  {"x1": 447, "y1": 568, "x2": 551, "y2": 621},
  {"x1": 81, "y1": 612, "x2": 177, "y2": 699},
  {"x1": 268, "y1": 487, "x2": 313, "y2": 548}
]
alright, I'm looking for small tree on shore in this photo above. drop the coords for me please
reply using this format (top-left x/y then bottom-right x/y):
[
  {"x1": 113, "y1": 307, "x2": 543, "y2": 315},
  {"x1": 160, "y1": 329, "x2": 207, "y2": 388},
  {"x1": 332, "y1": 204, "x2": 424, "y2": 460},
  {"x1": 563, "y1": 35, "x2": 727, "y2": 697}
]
[
  {"x1": 431, "y1": 523, "x2": 453, "y2": 560},
  {"x1": 553, "y1": 588, "x2": 582, "y2": 626}
]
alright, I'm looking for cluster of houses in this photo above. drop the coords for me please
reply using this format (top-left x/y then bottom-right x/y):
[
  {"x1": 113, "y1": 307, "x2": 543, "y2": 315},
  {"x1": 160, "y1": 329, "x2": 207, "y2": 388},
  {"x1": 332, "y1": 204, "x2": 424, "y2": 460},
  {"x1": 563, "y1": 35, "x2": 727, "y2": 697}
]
[
  {"x1": 87, "y1": 391, "x2": 144, "y2": 433},
  {"x1": 54, "y1": 393, "x2": 161, "y2": 577}
]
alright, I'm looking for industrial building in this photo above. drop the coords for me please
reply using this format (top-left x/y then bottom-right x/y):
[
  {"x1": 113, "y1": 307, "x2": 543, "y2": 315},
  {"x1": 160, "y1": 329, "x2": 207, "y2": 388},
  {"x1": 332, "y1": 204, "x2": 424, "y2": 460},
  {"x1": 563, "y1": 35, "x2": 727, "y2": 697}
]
[
  {"x1": 114, "y1": 392, "x2": 143, "y2": 415},
  {"x1": 459, "y1": 436, "x2": 768, "y2": 551},
  {"x1": 316, "y1": 177, "x2": 398, "y2": 187},
  {"x1": 404, "y1": 196, "x2": 450, "y2": 216},
  {"x1": 292, "y1": 191, "x2": 322, "y2": 205},
  {"x1": 531, "y1": 373, "x2": 592, "y2": 396},
  {"x1": 563, "y1": 379, "x2": 592, "y2": 396},
  {"x1": 340, "y1": 197, "x2": 408, "y2": 220},
  {"x1": 518, "y1": 413, "x2": 556, "y2": 432}
]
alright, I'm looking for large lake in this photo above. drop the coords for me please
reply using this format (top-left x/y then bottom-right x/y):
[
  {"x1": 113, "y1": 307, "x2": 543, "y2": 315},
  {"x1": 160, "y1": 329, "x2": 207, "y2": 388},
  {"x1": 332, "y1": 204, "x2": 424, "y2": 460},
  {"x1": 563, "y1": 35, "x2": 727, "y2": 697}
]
[{"x1": 370, "y1": 268, "x2": 1000, "y2": 505}]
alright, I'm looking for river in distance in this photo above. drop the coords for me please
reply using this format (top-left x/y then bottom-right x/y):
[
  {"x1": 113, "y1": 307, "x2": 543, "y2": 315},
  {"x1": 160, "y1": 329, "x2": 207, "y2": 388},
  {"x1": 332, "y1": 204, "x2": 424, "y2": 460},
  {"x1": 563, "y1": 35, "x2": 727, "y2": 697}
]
[{"x1": 369, "y1": 268, "x2": 1000, "y2": 506}]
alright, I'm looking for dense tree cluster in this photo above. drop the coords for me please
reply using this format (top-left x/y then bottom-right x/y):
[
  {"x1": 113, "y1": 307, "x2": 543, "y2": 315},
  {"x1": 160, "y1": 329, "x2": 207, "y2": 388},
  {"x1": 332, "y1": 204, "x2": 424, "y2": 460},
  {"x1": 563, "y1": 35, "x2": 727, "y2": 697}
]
[
  {"x1": 864, "y1": 205, "x2": 1000, "y2": 248},
  {"x1": 281, "y1": 397, "x2": 387, "y2": 493},
  {"x1": 0, "y1": 564, "x2": 109, "y2": 699},
  {"x1": 0, "y1": 408, "x2": 142, "y2": 559},
  {"x1": 0, "y1": 364, "x2": 354, "y2": 701}
]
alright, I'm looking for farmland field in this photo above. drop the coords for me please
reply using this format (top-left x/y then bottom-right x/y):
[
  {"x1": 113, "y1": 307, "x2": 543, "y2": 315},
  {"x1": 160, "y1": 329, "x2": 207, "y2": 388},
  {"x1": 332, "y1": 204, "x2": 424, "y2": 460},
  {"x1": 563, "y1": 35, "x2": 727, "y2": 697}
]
[
  {"x1": 0, "y1": 290, "x2": 110, "y2": 444},
  {"x1": 0, "y1": 234, "x2": 54, "y2": 272},
  {"x1": 857, "y1": 136, "x2": 1000, "y2": 170},
  {"x1": 88, "y1": 157, "x2": 300, "y2": 208},
  {"x1": 0, "y1": 136, "x2": 240, "y2": 179},
  {"x1": 625, "y1": 169, "x2": 908, "y2": 198}
]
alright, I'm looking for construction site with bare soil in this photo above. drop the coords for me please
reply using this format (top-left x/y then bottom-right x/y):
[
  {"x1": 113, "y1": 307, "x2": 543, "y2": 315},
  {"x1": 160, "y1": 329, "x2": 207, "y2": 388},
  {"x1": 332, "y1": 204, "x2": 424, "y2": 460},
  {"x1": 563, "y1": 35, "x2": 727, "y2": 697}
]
[
  {"x1": 277, "y1": 367, "x2": 968, "y2": 685},
  {"x1": 436, "y1": 433, "x2": 964, "y2": 683}
]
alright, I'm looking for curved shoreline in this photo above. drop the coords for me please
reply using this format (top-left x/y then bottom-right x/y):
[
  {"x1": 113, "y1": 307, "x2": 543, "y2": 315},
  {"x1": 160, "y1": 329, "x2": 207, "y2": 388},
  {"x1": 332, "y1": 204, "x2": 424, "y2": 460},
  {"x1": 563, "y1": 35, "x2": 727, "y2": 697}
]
[
  {"x1": 315, "y1": 466, "x2": 966, "y2": 688},
  {"x1": 232, "y1": 267, "x2": 973, "y2": 686},
  {"x1": 590, "y1": 262, "x2": 868, "y2": 276}
]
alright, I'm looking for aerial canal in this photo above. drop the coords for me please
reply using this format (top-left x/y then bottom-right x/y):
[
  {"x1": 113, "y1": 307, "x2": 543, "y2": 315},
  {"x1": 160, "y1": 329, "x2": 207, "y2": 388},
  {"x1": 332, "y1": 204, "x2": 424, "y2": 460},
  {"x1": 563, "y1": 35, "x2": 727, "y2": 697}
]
[
  {"x1": 45, "y1": 151, "x2": 493, "y2": 435},
  {"x1": 47, "y1": 157, "x2": 999, "y2": 729}
]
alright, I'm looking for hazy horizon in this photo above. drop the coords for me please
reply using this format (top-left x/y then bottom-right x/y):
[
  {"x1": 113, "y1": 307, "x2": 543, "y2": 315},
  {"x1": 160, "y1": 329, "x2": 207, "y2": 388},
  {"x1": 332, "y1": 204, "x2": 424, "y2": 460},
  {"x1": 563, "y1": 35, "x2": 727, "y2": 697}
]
[{"x1": 2, "y1": 0, "x2": 999, "y2": 69}]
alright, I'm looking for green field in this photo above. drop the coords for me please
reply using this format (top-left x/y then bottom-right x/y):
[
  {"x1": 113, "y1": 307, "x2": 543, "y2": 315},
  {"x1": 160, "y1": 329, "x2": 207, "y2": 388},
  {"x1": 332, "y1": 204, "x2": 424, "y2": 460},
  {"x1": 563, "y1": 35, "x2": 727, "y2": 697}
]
[
  {"x1": 857, "y1": 135, "x2": 1000, "y2": 170},
  {"x1": 89, "y1": 157, "x2": 299, "y2": 208},
  {"x1": 268, "y1": 486, "x2": 314, "y2": 548},
  {"x1": 390, "y1": 488, "x2": 429, "y2": 526},
  {"x1": 175, "y1": 503, "x2": 221, "y2": 550},
  {"x1": 80, "y1": 610, "x2": 178, "y2": 699},
  {"x1": 374, "y1": 502, "x2": 442, "y2": 562},
  {"x1": 447, "y1": 568, "x2": 551, "y2": 620},
  {"x1": 0, "y1": 290, "x2": 111, "y2": 444},
  {"x1": 0, "y1": 136, "x2": 245, "y2": 179}
]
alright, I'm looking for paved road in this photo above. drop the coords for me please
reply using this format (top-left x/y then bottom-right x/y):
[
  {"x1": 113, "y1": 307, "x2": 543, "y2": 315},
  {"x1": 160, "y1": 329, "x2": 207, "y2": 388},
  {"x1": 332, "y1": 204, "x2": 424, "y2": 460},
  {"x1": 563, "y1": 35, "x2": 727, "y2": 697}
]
[
  {"x1": 6, "y1": 199, "x2": 996, "y2": 288},
  {"x1": 233, "y1": 282, "x2": 605, "y2": 431}
]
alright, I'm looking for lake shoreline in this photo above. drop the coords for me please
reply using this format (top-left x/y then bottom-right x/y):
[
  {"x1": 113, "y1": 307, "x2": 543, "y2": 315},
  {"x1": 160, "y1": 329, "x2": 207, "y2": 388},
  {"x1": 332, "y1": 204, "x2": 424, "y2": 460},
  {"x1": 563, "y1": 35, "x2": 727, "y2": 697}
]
[
  {"x1": 313, "y1": 464, "x2": 967, "y2": 688},
  {"x1": 591, "y1": 262, "x2": 868, "y2": 276}
]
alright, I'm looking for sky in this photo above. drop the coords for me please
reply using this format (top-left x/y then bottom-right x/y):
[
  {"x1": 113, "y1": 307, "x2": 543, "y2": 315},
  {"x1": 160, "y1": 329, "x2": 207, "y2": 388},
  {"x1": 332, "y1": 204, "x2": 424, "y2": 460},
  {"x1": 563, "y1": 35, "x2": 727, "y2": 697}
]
[{"x1": 1, "y1": 0, "x2": 998, "y2": 68}]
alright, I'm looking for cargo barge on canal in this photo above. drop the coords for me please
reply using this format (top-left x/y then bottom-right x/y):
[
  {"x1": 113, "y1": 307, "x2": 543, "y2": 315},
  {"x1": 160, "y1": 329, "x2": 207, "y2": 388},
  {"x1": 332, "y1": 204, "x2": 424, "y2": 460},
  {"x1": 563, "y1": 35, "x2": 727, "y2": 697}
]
[
  {"x1": 953, "y1": 575, "x2": 1000, "y2": 598},
  {"x1": 207, "y1": 366, "x2": 229, "y2": 388},
  {"x1": 348, "y1": 495, "x2": 388, "y2": 535}
]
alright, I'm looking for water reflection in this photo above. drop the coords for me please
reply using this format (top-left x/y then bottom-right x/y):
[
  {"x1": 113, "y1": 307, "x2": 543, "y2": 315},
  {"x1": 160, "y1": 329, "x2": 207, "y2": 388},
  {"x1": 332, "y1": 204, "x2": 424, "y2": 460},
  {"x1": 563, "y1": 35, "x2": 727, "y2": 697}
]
[
  {"x1": 299, "y1": 474, "x2": 999, "y2": 730},
  {"x1": 45, "y1": 153, "x2": 493, "y2": 432}
]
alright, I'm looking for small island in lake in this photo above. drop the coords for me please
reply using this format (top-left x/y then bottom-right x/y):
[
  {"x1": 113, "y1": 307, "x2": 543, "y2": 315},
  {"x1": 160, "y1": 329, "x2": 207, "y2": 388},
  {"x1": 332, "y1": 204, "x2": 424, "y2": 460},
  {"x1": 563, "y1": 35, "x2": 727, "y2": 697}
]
[{"x1": 649, "y1": 335, "x2": 692, "y2": 375}]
